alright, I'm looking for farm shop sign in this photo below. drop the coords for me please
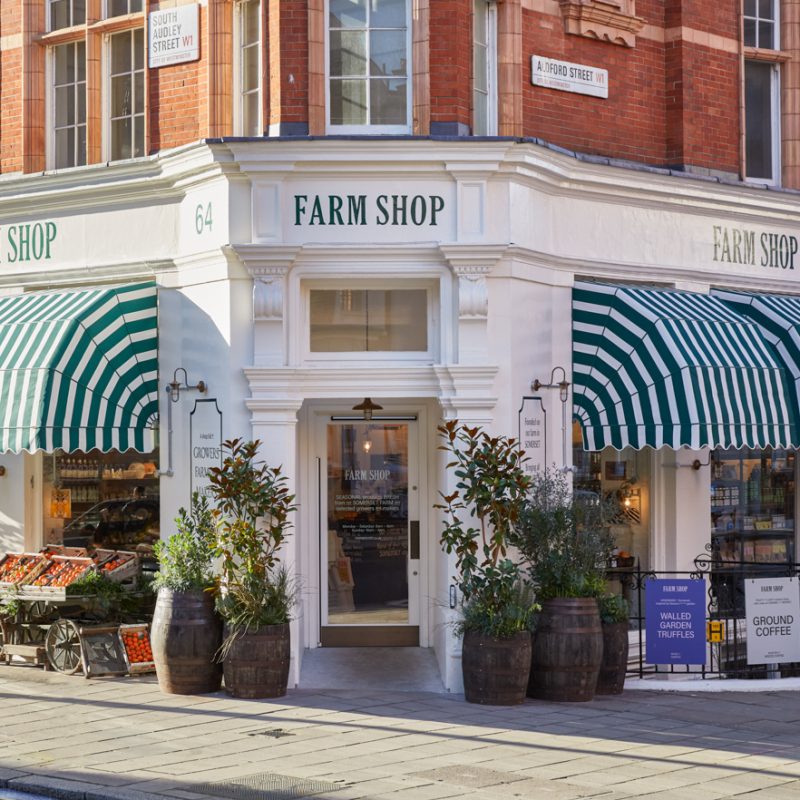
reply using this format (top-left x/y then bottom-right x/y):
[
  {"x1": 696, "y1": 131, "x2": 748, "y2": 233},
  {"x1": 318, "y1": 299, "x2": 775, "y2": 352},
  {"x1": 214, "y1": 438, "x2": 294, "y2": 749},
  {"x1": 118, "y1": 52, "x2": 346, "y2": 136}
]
[
  {"x1": 293, "y1": 193, "x2": 445, "y2": 227},
  {"x1": 713, "y1": 225, "x2": 798, "y2": 271},
  {"x1": 531, "y1": 55, "x2": 608, "y2": 99},
  {"x1": 0, "y1": 221, "x2": 57, "y2": 263}
]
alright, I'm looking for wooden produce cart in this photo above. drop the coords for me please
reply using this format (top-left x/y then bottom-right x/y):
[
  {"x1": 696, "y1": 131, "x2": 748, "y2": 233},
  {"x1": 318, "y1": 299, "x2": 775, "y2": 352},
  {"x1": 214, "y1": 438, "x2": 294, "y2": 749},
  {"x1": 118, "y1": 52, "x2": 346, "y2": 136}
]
[{"x1": 0, "y1": 548, "x2": 151, "y2": 675}]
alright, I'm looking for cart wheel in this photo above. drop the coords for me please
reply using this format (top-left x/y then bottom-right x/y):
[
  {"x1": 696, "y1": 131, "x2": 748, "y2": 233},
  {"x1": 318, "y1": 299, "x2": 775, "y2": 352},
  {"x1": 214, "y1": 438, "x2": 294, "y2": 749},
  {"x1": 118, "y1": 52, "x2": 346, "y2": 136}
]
[{"x1": 45, "y1": 619, "x2": 83, "y2": 675}]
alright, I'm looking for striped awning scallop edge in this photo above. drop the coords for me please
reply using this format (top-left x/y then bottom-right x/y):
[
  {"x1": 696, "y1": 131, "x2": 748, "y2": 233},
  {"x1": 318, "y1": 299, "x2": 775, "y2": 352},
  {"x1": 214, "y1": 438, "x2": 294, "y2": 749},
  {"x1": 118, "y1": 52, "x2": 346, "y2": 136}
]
[
  {"x1": 0, "y1": 282, "x2": 158, "y2": 453},
  {"x1": 573, "y1": 282, "x2": 797, "y2": 451}
]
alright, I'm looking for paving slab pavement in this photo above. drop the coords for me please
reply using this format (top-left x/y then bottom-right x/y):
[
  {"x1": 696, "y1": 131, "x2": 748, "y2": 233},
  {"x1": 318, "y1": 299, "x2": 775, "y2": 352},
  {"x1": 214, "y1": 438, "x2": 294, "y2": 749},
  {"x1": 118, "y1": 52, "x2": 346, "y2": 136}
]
[{"x1": 1, "y1": 666, "x2": 800, "y2": 799}]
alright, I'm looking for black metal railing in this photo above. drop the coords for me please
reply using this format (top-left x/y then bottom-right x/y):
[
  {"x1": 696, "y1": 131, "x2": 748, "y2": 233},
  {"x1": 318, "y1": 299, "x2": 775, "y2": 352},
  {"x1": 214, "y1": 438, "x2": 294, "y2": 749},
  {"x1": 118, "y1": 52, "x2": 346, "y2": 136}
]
[{"x1": 614, "y1": 551, "x2": 800, "y2": 680}]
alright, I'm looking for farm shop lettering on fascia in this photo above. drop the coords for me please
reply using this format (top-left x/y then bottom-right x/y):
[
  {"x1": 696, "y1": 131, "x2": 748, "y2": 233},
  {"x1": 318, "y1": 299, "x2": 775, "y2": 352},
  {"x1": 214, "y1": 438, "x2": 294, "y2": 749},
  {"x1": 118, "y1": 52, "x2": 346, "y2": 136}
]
[
  {"x1": 713, "y1": 224, "x2": 798, "y2": 270},
  {"x1": 0, "y1": 222, "x2": 57, "y2": 263},
  {"x1": 294, "y1": 194, "x2": 445, "y2": 227}
]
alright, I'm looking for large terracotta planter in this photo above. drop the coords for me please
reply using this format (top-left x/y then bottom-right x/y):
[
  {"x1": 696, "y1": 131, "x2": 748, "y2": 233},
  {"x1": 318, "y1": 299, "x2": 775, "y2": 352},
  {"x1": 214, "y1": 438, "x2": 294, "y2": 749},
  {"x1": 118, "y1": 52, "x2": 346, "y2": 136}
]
[
  {"x1": 462, "y1": 629, "x2": 532, "y2": 705},
  {"x1": 596, "y1": 621, "x2": 629, "y2": 695},
  {"x1": 223, "y1": 622, "x2": 290, "y2": 699},
  {"x1": 529, "y1": 597, "x2": 602, "y2": 702},
  {"x1": 150, "y1": 588, "x2": 223, "y2": 695}
]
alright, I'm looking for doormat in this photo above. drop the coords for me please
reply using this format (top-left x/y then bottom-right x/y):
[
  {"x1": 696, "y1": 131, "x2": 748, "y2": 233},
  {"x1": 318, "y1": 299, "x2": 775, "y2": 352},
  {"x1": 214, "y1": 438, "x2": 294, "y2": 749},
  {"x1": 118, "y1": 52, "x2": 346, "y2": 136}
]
[{"x1": 186, "y1": 773, "x2": 344, "y2": 800}]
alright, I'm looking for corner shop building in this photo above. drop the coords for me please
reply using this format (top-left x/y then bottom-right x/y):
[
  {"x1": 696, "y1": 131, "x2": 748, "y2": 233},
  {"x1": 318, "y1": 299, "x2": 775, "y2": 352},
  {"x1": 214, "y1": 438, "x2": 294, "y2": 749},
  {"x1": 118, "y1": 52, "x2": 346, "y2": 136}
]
[{"x1": 2, "y1": 137, "x2": 800, "y2": 690}]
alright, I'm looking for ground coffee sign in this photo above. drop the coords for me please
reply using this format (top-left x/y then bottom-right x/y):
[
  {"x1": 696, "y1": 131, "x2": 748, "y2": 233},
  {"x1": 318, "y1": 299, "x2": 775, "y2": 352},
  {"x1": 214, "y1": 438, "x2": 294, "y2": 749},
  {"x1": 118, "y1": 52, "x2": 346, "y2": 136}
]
[{"x1": 745, "y1": 577, "x2": 800, "y2": 665}]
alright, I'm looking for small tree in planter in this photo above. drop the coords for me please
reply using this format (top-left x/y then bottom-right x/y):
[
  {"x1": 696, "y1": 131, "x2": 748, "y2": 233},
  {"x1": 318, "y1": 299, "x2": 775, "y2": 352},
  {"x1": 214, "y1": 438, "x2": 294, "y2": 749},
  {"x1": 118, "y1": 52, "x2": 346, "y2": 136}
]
[
  {"x1": 207, "y1": 438, "x2": 297, "y2": 699},
  {"x1": 437, "y1": 420, "x2": 537, "y2": 705},
  {"x1": 513, "y1": 468, "x2": 616, "y2": 702},
  {"x1": 151, "y1": 493, "x2": 222, "y2": 695}
]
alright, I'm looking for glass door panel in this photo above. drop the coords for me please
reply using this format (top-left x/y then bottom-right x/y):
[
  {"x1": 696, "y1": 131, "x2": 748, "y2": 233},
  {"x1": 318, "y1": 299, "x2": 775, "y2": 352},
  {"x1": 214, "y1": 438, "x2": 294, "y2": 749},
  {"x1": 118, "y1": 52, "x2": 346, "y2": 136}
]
[{"x1": 326, "y1": 422, "x2": 409, "y2": 625}]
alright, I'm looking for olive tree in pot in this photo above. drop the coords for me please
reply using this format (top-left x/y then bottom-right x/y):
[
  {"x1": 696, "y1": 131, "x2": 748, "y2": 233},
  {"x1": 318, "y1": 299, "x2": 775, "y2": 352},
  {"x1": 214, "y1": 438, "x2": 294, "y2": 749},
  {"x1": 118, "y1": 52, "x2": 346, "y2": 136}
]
[
  {"x1": 514, "y1": 468, "x2": 616, "y2": 702},
  {"x1": 207, "y1": 438, "x2": 297, "y2": 699},
  {"x1": 596, "y1": 593, "x2": 630, "y2": 695},
  {"x1": 437, "y1": 421, "x2": 537, "y2": 705},
  {"x1": 150, "y1": 493, "x2": 222, "y2": 694}
]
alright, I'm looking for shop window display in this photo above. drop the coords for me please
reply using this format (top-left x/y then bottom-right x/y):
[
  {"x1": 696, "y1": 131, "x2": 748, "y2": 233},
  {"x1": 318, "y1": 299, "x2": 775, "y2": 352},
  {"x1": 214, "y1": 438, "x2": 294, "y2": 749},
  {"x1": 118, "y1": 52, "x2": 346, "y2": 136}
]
[
  {"x1": 710, "y1": 448, "x2": 795, "y2": 566},
  {"x1": 43, "y1": 449, "x2": 159, "y2": 554}
]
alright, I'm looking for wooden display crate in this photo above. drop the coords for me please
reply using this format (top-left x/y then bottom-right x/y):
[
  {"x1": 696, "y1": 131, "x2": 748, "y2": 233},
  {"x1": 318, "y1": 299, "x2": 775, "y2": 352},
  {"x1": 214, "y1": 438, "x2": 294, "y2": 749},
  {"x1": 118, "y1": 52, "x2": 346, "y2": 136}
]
[
  {"x1": 94, "y1": 549, "x2": 139, "y2": 582},
  {"x1": 118, "y1": 623, "x2": 155, "y2": 675},
  {"x1": 41, "y1": 545, "x2": 89, "y2": 558},
  {"x1": 24, "y1": 556, "x2": 94, "y2": 596},
  {"x1": 0, "y1": 553, "x2": 49, "y2": 586}
]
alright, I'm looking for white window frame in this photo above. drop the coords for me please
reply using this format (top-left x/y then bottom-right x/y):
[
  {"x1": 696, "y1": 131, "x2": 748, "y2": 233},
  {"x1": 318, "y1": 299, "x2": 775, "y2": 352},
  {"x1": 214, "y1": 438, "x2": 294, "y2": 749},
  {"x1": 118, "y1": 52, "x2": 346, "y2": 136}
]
[
  {"x1": 103, "y1": 28, "x2": 146, "y2": 163},
  {"x1": 744, "y1": 60, "x2": 781, "y2": 186},
  {"x1": 47, "y1": 0, "x2": 86, "y2": 32},
  {"x1": 743, "y1": 0, "x2": 779, "y2": 50},
  {"x1": 47, "y1": 41, "x2": 87, "y2": 170},
  {"x1": 103, "y1": 0, "x2": 143, "y2": 19},
  {"x1": 234, "y1": 0, "x2": 262, "y2": 137},
  {"x1": 325, "y1": 0, "x2": 412, "y2": 134},
  {"x1": 302, "y1": 279, "x2": 439, "y2": 363},
  {"x1": 473, "y1": 0, "x2": 497, "y2": 136}
]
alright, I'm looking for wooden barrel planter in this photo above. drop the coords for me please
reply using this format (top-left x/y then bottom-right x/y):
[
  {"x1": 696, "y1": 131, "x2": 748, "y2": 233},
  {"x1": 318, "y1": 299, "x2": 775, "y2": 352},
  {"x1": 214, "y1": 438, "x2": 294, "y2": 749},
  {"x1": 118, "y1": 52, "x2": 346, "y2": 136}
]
[
  {"x1": 596, "y1": 621, "x2": 629, "y2": 695},
  {"x1": 462, "y1": 630, "x2": 532, "y2": 705},
  {"x1": 528, "y1": 597, "x2": 602, "y2": 702},
  {"x1": 223, "y1": 622, "x2": 290, "y2": 699},
  {"x1": 151, "y1": 588, "x2": 223, "y2": 695}
]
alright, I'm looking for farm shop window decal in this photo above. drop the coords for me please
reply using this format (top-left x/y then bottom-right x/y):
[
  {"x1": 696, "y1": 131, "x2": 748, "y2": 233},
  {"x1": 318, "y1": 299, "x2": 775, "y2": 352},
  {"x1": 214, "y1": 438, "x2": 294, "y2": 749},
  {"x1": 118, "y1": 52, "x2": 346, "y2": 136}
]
[{"x1": 0, "y1": 221, "x2": 58, "y2": 263}]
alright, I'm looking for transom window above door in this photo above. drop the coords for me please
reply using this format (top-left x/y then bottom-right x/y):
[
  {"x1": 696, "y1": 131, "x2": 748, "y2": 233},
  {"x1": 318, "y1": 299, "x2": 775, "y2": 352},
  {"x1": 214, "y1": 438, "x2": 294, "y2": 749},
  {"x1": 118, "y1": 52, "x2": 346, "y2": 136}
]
[
  {"x1": 327, "y1": 0, "x2": 411, "y2": 133},
  {"x1": 309, "y1": 288, "x2": 428, "y2": 354}
]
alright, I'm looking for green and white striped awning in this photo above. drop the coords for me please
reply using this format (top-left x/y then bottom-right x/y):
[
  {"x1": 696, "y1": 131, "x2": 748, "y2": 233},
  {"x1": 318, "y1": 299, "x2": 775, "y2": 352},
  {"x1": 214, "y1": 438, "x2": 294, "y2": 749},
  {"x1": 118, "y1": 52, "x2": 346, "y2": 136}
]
[
  {"x1": 573, "y1": 282, "x2": 797, "y2": 451},
  {"x1": 714, "y1": 289, "x2": 800, "y2": 408},
  {"x1": 0, "y1": 282, "x2": 158, "y2": 453}
]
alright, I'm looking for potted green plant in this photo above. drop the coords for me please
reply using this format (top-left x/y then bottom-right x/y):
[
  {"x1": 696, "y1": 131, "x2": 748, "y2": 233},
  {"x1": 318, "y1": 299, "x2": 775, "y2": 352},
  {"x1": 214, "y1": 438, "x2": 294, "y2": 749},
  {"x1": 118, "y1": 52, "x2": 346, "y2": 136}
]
[
  {"x1": 596, "y1": 593, "x2": 630, "y2": 695},
  {"x1": 437, "y1": 420, "x2": 536, "y2": 705},
  {"x1": 207, "y1": 438, "x2": 297, "y2": 699},
  {"x1": 514, "y1": 468, "x2": 616, "y2": 702},
  {"x1": 150, "y1": 492, "x2": 222, "y2": 694}
]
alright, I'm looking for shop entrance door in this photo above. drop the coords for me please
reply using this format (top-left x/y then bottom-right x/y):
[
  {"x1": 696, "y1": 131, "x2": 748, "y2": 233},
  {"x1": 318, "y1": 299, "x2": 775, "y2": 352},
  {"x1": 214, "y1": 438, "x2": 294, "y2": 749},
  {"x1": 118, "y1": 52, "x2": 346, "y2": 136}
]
[{"x1": 320, "y1": 420, "x2": 420, "y2": 646}]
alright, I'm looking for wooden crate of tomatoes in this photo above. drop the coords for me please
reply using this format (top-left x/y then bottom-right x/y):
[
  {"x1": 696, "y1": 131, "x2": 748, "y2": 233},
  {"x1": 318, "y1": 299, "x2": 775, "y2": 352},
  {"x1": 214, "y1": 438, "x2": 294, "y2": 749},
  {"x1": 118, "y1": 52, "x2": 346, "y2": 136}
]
[
  {"x1": 118, "y1": 623, "x2": 155, "y2": 674},
  {"x1": 0, "y1": 553, "x2": 49, "y2": 586},
  {"x1": 25, "y1": 556, "x2": 94, "y2": 595},
  {"x1": 93, "y1": 550, "x2": 138, "y2": 583}
]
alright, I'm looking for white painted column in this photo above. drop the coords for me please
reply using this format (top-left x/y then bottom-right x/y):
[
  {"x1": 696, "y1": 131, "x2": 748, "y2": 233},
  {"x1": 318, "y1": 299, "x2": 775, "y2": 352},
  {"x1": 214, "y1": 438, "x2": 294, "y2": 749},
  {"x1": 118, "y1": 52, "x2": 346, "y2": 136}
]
[
  {"x1": 433, "y1": 365, "x2": 498, "y2": 693},
  {"x1": 652, "y1": 447, "x2": 711, "y2": 573},
  {"x1": 246, "y1": 398, "x2": 305, "y2": 687}
]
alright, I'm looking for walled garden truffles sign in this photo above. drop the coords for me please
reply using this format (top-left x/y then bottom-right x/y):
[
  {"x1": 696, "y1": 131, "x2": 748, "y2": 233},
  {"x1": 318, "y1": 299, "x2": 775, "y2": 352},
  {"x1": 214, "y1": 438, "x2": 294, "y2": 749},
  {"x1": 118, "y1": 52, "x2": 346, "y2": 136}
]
[
  {"x1": 745, "y1": 577, "x2": 800, "y2": 664},
  {"x1": 149, "y1": 4, "x2": 199, "y2": 68},
  {"x1": 531, "y1": 55, "x2": 608, "y2": 99},
  {"x1": 645, "y1": 579, "x2": 706, "y2": 665}
]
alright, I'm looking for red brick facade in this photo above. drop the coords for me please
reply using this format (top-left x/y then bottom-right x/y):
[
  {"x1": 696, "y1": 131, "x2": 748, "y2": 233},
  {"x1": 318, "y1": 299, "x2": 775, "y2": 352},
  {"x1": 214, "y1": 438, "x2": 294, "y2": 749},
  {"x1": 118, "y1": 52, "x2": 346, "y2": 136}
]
[{"x1": 0, "y1": 0, "x2": 781, "y2": 181}]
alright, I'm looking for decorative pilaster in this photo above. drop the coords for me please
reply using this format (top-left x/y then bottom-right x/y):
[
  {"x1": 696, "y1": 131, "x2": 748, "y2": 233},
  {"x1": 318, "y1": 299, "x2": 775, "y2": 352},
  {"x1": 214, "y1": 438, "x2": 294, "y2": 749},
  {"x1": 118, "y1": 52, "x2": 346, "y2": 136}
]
[{"x1": 253, "y1": 266, "x2": 287, "y2": 321}]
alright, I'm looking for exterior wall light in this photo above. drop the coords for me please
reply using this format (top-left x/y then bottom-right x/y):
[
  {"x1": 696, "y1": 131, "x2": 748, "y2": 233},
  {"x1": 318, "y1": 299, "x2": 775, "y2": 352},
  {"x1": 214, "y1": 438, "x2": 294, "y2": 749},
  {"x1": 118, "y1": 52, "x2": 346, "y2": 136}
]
[{"x1": 166, "y1": 367, "x2": 207, "y2": 403}]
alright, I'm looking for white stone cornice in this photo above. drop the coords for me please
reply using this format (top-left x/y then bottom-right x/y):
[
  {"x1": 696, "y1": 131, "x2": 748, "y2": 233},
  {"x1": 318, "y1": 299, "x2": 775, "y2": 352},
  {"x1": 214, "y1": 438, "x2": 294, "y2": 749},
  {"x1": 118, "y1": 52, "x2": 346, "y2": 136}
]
[
  {"x1": 439, "y1": 244, "x2": 508, "y2": 271},
  {"x1": 0, "y1": 259, "x2": 175, "y2": 290},
  {"x1": 244, "y1": 365, "x2": 499, "y2": 413},
  {"x1": 231, "y1": 244, "x2": 302, "y2": 275}
]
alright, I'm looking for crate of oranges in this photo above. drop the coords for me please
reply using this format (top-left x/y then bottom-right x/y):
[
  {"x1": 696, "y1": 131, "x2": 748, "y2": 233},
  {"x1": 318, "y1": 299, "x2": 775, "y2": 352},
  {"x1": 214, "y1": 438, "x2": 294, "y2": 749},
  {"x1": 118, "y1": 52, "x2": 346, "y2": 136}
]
[
  {"x1": 93, "y1": 549, "x2": 139, "y2": 583},
  {"x1": 119, "y1": 624, "x2": 155, "y2": 674},
  {"x1": 0, "y1": 553, "x2": 49, "y2": 586},
  {"x1": 25, "y1": 556, "x2": 94, "y2": 596}
]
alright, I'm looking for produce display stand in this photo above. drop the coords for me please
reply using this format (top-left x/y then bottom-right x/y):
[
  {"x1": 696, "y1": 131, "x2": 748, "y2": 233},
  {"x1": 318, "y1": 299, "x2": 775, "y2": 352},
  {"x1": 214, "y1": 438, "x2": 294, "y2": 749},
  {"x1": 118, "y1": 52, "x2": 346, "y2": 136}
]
[{"x1": 0, "y1": 548, "x2": 153, "y2": 676}]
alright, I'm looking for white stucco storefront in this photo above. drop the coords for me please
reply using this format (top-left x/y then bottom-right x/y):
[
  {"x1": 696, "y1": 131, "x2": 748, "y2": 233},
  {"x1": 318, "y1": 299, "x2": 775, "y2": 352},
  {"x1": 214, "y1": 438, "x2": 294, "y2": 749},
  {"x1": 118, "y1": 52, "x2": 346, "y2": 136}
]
[{"x1": 2, "y1": 138, "x2": 800, "y2": 691}]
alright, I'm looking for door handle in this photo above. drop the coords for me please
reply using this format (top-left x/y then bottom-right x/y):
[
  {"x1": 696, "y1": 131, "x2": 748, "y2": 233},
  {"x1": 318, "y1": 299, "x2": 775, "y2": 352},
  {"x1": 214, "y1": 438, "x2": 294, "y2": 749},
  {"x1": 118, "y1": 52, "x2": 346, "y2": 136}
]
[{"x1": 410, "y1": 520, "x2": 420, "y2": 559}]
